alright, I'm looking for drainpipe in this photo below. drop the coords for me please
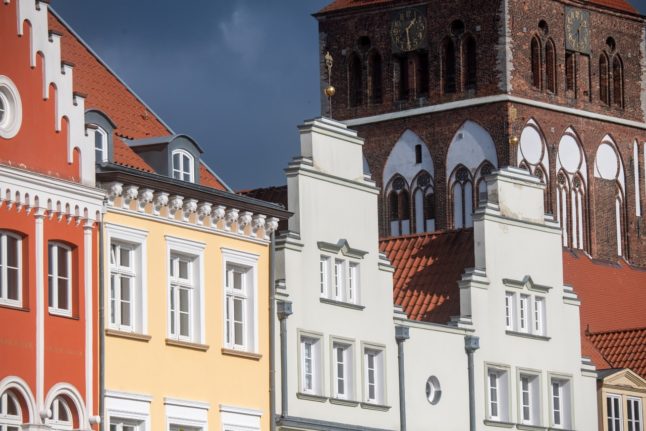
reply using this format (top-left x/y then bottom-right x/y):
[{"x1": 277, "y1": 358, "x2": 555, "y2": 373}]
[
  {"x1": 276, "y1": 300, "x2": 293, "y2": 420},
  {"x1": 465, "y1": 335, "x2": 480, "y2": 431},
  {"x1": 98, "y1": 205, "x2": 106, "y2": 431},
  {"x1": 395, "y1": 326, "x2": 410, "y2": 431},
  {"x1": 269, "y1": 233, "x2": 276, "y2": 431}
]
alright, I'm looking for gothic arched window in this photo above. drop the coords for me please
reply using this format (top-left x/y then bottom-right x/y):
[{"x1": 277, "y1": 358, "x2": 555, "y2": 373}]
[
  {"x1": 599, "y1": 53, "x2": 610, "y2": 105},
  {"x1": 349, "y1": 53, "x2": 363, "y2": 107},
  {"x1": 412, "y1": 171, "x2": 436, "y2": 233},
  {"x1": 463, "y1": 35, "x2": 477, "y2": 91},
  {"x1": 612, "y1": 55, "x2": 624, "y2": 108},
  {"x1": 531, "y1": 36, "x2": 542, "y2": 89},
  {"x1": 368, "y1": 50, "x2": 382, "y2": 104},
  {"x1": 450, "y1": 165, "x2": 473, "y2": 229},
  {"x1": 545, "y1": 39, "x2": 556, "y2": 93},
  {"x1": 387, "y1": 176, "x2": 411, "y2": 236},
  {"x1": 442, "y1": 38, "x2": 456, "y2": 94}
]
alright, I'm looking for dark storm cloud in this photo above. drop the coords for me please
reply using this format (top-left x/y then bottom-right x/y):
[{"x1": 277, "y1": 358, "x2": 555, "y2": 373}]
[{"x1": 52, "y1": 0, "x2": 646, "y2": 190}]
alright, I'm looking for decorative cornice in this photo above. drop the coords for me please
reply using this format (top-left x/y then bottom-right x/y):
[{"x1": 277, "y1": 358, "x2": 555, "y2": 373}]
[
  {"x1": 100, "y1": 181, "x2": 280, "y2": 240},
  {"x1": 317, "y1": 239, "x2": 368, "y2": 259}
]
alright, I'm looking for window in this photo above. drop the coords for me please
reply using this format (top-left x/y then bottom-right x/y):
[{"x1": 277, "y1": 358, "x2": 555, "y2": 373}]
[
  {"x1": 608, "y1": 394, "x2": 622, "y2": 431},
  {"x1": 349, "y1": 53, "x2": 363, "y2": 107},
  {"x1": 565, "y1": 52, "x2": 576, "y2": 95},
  {"x1": 169, "y1": 426, "x2": 200, "y2": 431},
  {"x1": 0, "y1": 391, "x2": 21, "y2": 431},
  {"x1": 109, "y1": 418, "x2": 142, "y2": 431},
  {"x1": 487, "y1": 368, "x2": 509, "y2": 422},
  {"x1": 450, "y1": 166, "x2": 473, "y2": 229},
  {"x1": 95, "y1": 126, "x2": 108, "y2": 163},
  {"x1": 107, "y1": 224, "x2": 148, "y2": 334},
  {"x1": 321, "y1": 257, "x2": 360, "y2": 304},
  {"x1": 0, "y1": 77, "x2": 22, "y2": 139},
  {"x1": 545, "y1": 39, "x2": 556, "y2": 93},
  {"x1": 368, "y1": 51, "x2": 382, "y2": 104},
  {"x1": 396, "y1": 55, "x2": 410, "y2": 100},
  {"x1": 416, "y1": 52, "x2": 430, "y2": 97},
  {"x1": 319, "y1": 256, "x2": 329, "y2": 297},
  {"x1": 300, "y1": 335, "x2": 322, "y2": 395},
  {"x1": 110, "y1": 243, "x2": 136, "y2": 331},
  {"x1": 49, "y1": 397, "x2": 73, "y2": 430},
  {"x1": 364, "y1": 347, "x2": 385, "y2": 405},
  {"x1": 628, "y1": 397, "x2": 642, "y2": 431},
  {"x1": 530, "y1": 37, "x2": 541, "y2": 89},
  {"x1": 519, "y1": 373, "x2": 540, "y2": 426},
  {"x1": 600, "y1": 53, "x2": 610, "y2": 105},
  {"x1": 169, "y1": 254, "x2": 194, "y2": 341},
  {"x1": 415, "y1": 144, "x2": 422, "y2": 164},
  {"x1": 333, "y1": 342, "x2": 354, "y2": 400},
  {"x1": 48, "y1": 243, "x2": 72, "y2": 316},
  {"x1": 443, "y1": 38, "x2": 456, "y2": 94},
  {"x1": 464, "y1": 35, "x2": 477, "y2": 91},
  {"x1": 172, "y1": 150, "x2": 194, "y2": 183},
  {"x1": 550, "y1": 378, "x2": 572, "y2": 429},
  {"x1": 0, "y1": 232, "x2": 21, "y2": 307},
  {"x1": 223, "y1": 249, "x2": 257, "y2": 352},
  {"x1": 504, "y1": 292, "x2": 546, "y2": 336},
  {"x1": 612, "y1": 56, "x2": 624, "y2": 108}
]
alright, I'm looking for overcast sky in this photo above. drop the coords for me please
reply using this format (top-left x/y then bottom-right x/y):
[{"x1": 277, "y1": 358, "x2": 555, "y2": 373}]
[{"x1": 52, "y1": 0, "x2": 646, "y2": 190}]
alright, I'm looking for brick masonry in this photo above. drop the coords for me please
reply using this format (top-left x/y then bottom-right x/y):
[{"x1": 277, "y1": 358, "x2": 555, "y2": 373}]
[{"x1": 316, "y1": 0, "x2": 646, "y2": 265}]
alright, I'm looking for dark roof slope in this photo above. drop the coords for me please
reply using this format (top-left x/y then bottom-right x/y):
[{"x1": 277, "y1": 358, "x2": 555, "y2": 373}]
[{"x1": 240, "y1": 186, "x2": 288, "y2": 209}]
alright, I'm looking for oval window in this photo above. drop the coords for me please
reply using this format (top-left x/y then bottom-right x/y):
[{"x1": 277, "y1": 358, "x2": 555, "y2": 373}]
[
  {"x1": 425, "y1": 376, "x2": 442, "y2": 405},
  {"x1": 0, "y1": 76, "x2": 22, "y2": 139}
]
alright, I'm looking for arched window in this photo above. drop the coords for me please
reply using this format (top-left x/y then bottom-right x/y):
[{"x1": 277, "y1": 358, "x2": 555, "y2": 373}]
[
  {"x1": 463, "y1": 35, "x2": 477, "y2": 91},
  {"x1": 0, "y1": 231, "x2": 22, "y2": 307},
  {"x1": 416, "y1": 52, "x2": 430, "y2": 96},
  {"x1": 48, "y1": 397, "x2": 73, "y2": 430},
  {"x1": 450, "y1": 165, "x2": 473, "y2": 229},
  {"x1": 475, "y1": 162, "x2": 494, "y2": 207},
  {"x1": 171, "y1": 149, "x2": 194, "y2": 183},
  {"x1": 0, "y1": 391, "x2": 22, "y2": 431},
  {"x1": 349, "y1": 53, "x2": 363, "y2": 107},
  {"x1": 545, "y1": 39, "x2": 556, "y2": 93},
  {"x1": 368, "y1": 51, "x2": 382, "y2": 104},
  {"x1": 612, "y1": 55, "x2": 623, "y2": 108},
  {"x1": 94, "y1": 126, "x2": 108, "y2": 163},
  {"x1": 442, "y1": 38, "x2": 456, "y2": 94},
  {"x1": 565, "y1": 52, "x2": 576, "y2": 94},
  {"x1": 395, "y1": 55, "x2": 409, "y2": 100},
  {"x1": 599, "y1": 53, "x2": 610, "y2": 105},
  {"x1": 387, "y1": 176, "x2": 411, "y2": 236},
  {"x1": 530, "y1": 36, "x2": 542, "y2": 89},
  {"x1": 517, "y1": 120, "x2": 551, "y2": 213},
  {"x1": 412, "y1": 171, "x2": 435, "y2": 233}
]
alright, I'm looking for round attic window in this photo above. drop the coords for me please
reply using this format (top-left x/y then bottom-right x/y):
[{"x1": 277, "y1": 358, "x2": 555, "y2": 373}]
[
  {"x1": 425, "y1": 376, "x2": 442, "y2": 405},
  {"x1": 0, "y1": 76, "x2": 22, "y2": 139}
]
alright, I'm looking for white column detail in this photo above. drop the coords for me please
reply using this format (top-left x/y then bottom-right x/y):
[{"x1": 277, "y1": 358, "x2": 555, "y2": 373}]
[
  {"x1": 616, "y1": 198, "x2": 623, "y2": 256},
  {"x1": 634, "y1": 141, "x2": 641, "y2": 217},
  {"x1": 34, "y1": 208, "x2": 45, "y2": 422},
  {"x1": 83, "y1": 220, "x2": 94, "y2": 424}
]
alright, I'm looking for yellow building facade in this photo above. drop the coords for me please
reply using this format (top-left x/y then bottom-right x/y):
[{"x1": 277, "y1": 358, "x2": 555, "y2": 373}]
[{"x1": 99, "y1": 171, "x2": 287, "y2": 431}]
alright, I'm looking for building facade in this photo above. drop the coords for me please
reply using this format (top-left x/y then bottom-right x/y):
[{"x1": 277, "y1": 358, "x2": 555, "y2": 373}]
[
  {"x1": 315, "y1": 0, "x2": 646, "y2": 265},
  {"x1": 0, "y1": 0, "x2": 103, "y2": 429}
]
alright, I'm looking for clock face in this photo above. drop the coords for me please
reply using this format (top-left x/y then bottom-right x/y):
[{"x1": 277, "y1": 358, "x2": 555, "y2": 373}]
[
  {"x1": 565, "y1": 7, "x2": 591, "y2": 54},
  {"x1": 391, "y1": 8, "x2": 427, "y2": 52}
]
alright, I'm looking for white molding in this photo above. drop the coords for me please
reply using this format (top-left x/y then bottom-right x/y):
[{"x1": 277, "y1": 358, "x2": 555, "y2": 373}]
[
  {"x1": 44, "y1": 382, "x2": 88, "y2": 428},
  {"x1": 105, "y1": 390, "x2": 153, "y2": 403},
  {"x1": 105, "y1": 390, "x2": 152, "y2": 431},
  {"x1": 164, "y1": 397, "x2": 209, "y2": 430},
  {"x1": 219, "y1": 404, "x2": 262, "y2": 417},
  {"x1": 83, "y1": 222, "x2": 93, "y2": 418},
  {"x1": 0, "y1": 376, "x2": 37, "y2": 423},
  {"x1": 0, "y1": 75, "x2": 23, "y2": 139},
  {"x1": 34, "y1": 210, "x2": 45, "y2": 418},
  {"x1": 164, "y1": 235, "x2": 206, "y2": 255},
  {"x1": 343, "y1": 94, "x2": 646, "y2": 130},
  {"x1": 219, "y1": 404, "x2": 262, "y2": 431},
  {"x1": 163, "y1": 397, "x2": 210, "y2": 411}
]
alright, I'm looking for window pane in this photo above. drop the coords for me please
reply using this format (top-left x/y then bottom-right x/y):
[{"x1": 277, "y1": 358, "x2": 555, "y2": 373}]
[
  {"x1": 120, "y1": 277, "x2": 131, "y2": 326},
  {"x1": 6, "y1": 235, "x2": 18, "y2": 267},
  {"x1": 234, "y1": 298, "x2": 244, "y2": 345},
  {"x1": 48, "y1": 276, "x2": 54, "y2": 307},
  {"x1": 7, "y1": 267, "x2": 19, "y2": 300},
  {"x1": 233, "y1": 270, "x2": 243, "y2": 290},
  {"x1": 110, "y1": 244, "x2": 117, "y2": 265},
  {"x1": 110, "y1": 276, "x2": 117, "y2": 325},
  {"x1": 58, "y1": 248, "x2": 68, "y2": 277},
  {"x1": 179, "y1": 260, "x2": 189, "y2": 279},
  {"x1": 180, "y1": 310, "x2": 189, "y2": 337},
  {"x1": 179, "y1": 288, "x2": 190, "y2": 312},
  {"x1": 119, "y1": 247, "x2": 130, "y2": 268},
  {"x1": 57, "y1": 399, "x2": 69, "y2": 421},
  {"x1": 170, "y1": 286, "x2": 176, "y2": 334},
  {"x1": 48, "y1": 245, "x2": 54, "y2": 275},
  {"x1": 6, "y1": 394, "x2": 18, "y2": 415},
  {"x1": 57, "y1": 278, "x2": 69, "y2": 310}
]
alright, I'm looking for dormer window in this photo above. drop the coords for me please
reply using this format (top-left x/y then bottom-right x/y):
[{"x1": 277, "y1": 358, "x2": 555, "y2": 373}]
[
  {"x1": 172, "y1": 149, "x2": 194, "y2": 182},
  {"x1": 94, "y1": 126, "x2": 108, "y2": 163}
]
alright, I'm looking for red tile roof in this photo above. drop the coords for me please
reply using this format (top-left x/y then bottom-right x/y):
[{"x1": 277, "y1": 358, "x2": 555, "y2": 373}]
[
  {"x1": 48, "y1": 11, "x2": 228, "y2": 190},
  {"x1": 587, "y1": 327, "x2": 646, "y2": 378},
  {"x1": 379, "y1": 230, "x2": 474, "y2": 323},
  {"x1": 317, "y1": 0, "x2": 638, "y2": 15},
  {"x1": 239, "y1": 186, "x2": 288, "y2": 208}
]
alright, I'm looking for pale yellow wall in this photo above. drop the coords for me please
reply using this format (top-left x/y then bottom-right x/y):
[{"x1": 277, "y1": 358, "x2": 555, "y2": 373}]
[
  {"x1": 104, "y1": 210, "x2": 270, "y2": 430},
  {"x1": 598, "y1": 373, "x2": 646, "y2": 431}
]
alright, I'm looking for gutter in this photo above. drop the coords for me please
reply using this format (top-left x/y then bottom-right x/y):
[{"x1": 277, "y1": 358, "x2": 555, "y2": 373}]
[
  {"x1": 465, "y1": 335, "x2": 480, "y2": 431},
  {"x1": 276, "y1": 300, "x2": 293, "y2": 420},
  {"x1": 269, "y1": 233, "x2": 276, "y2": 431},
  {"x1": 395, "y1": 326, "x2": 410, "y2": 431},
  {"x1": 98, "y1": 203, "x2": 106, "y2": 430}
]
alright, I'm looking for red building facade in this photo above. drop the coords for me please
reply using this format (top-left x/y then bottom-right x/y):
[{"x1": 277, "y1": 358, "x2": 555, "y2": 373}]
[{"x1": 0, "y1": 1, "x2": 103, "y2": 430}]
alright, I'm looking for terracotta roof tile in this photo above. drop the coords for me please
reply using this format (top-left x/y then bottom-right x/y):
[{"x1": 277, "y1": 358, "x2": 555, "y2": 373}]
[
  {"x1": 199, "y1": 163, "x2": 228, "y2": 191},
  {"x1": 379, "y1": 230, "x2": 474, "y2": 324},
  {"x1": 112, "y1": 136, "x2": 153, "y2": 173},
  {"x1": 587, "y1": 327, "x2": 646, "y2": 378},
  {"x1": 239, "y1": 186, "x2": 288, "y2": 208},
  {"x1": 318, "y1": 0, "x2": 638, "y2": 15}
]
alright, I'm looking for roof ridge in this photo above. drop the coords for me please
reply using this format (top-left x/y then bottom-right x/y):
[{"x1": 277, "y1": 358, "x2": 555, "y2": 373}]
[{"x1": 587, "y1": 326, "x2": 646, "y2": 336}]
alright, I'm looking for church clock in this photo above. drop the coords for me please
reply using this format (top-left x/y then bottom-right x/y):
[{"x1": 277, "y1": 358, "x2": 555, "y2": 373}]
[
  {"x1": 565, "y1": 7, "x2": 591, "y2": 54},
  {"x1": 391, "y1": 8, "x2": 427, "y2": 52}
]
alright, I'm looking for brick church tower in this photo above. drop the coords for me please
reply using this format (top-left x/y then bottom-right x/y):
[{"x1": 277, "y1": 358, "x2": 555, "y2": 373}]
[{"x1": 315, "y1": 0, "x2": 646, "y2": 265}]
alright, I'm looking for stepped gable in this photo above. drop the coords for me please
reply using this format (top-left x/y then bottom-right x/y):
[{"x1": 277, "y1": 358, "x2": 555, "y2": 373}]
[
  {"x1": 587, "y1": 327, "x2": 646, "y2": 379},
  {"x1": 379, "y1": 229, "x2": 474, "y2": 324},
  {"x1": 317, "y1": 0, "x2": 638, "y2": 14},
  {"x1": 48, "y1": 10, "x2": 228, "y2": 190}
]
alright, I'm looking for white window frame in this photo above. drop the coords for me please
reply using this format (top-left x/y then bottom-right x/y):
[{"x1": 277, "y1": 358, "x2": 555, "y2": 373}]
[
  {"x1": 0, "y1": 231, "x2": 22, "y2": 307},
  {"x1": 362, "y1": 344, "x2": 386, "y2": 405},
  {"x1": 486, "y1": 364, "x2": 510, "y2": 423},
  {"x1": 110, "y1": 243, "x2": 136, "y2": 332},
  {"x1": 504, "y1": 292, "x2": 515, "y2": 331},
  {"x1": 220, "y1": 405, "x2": 261, "y2": 431},
  {"x1": 504, "y1": 290, "x2": 547, "y2": 336},
  {"x1": 106, "y1": 224, "x2": 148, "y2": 334},
  {"x1": 166, "y1": 236, "x2": 205, "y2": 345},
  {"x1": 48, "y1": 397, "x2": 73, "y2": 430},
  {"x1": 319, "y1": 256, "x2": 329, "y2": 297},
  {"x1": 0, "y1": 76, "x2": 23, "y2": 139},
  {"x1": 534, "y1": 297, "x2": 545, "y2": 335},
  {"x1": 0, "y1": 391, "x2": 22, "y2": 430},
  {"x1": 164, "y1": 398, "x2": 208, "y2": 431},
  {"x1": 331, "y1": 339, "x2": 354, "y2": 401},
  {"x1": 627, "y1": 397, "x2": 642, "y2": 431},
  {"x1": 549, "y1": 375, "x2": 573, "y2": 430},
  {"x1": 48, "y1": 242, "x2": 72, "y2": 317},
  {"x1": 320, "y1": 256, "x2": 360, "y2": 305},
  {"x1": 109, "y1": 417, "x2": 143, "y2": 431},
  {"x1": 105, "y1": 390, "x2": 152, "y2": 431},
  {"x1": 518, "y1": 294, "x2": 529, "y2": 333},
  {"x1": 94, "y1": 126, "x2": 108, "y2": 163},
  {"x1": 222, "y1": 248, "x2": 259, "y2": 353},
  {"x1": 169, "y1": 254, "x2": 195, "y2": 342},
  {"x1": 518, "y1": 371, "x2": 542, "y2": 426},
  {"x1": 171, "y1": 149, "x2": 194, "y2": 183},
  {"x1": 608, "y1": 394, "x2": 623, "y2": 431},
  {"x1": 298, "y1": 331, "x2": 323, "y2": 395}
]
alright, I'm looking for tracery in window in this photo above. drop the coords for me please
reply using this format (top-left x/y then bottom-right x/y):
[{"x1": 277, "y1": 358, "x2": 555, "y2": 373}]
[{"x1": 517, "y1": 119, "x2": 551, "y2": 213}]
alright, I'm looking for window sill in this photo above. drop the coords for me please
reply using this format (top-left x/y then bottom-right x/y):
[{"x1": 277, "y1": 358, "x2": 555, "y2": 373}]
[
  {"x1": 329, "y1": 397, "x2": 359, "y2": 407},
  {"x1": 319, "y1": 297, "x2": 365, "y2": 311},
  {"x1": 483, "y1": 419, "x2": 515, "y2": 428},
  {"x1": 360, "y1": 402, "x2": 391, "y2": 411},
  {"x1": 0, "y1": 302, "x2": 28, "y2": 312},
  {"x1": 221, "y1": 347, "x2": 262, "y2": 360},
  {"x1": 48, "y1": 309, "x2": 77, "y2": 319},
  {"x1": 165, "y1": 338, "x2": 209, "y2": 352},
  {"x1": 296, "y1": 392, "x2": 328, "y2": 403},
  {"x1": 105, "y1": 329, "x2": 151, "y2": 342},
  {"x1": 517, "y1": 424, "x2": 547, "y2": 431},
  {"x1": 505, "y1": 330, "x2": 550, "y2": 341}
]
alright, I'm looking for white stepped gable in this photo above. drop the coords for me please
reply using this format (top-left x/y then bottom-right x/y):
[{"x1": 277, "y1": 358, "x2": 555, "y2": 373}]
[{"x1": 14, "y1": 0, "x2": 95, "y2": 185}]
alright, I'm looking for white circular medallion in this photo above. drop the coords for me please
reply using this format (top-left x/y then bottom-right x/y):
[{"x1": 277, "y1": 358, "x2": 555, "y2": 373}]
[
  {"x1": 0, "y1": 75, "x2": 22, "y2": 139},
  {"x1": 595, "y1": 143, "x2": 619, "y2": 180},
  {"x1": 558, "y1": 134, "x2": 582, "y2": 173},
  {"x1": 520, "y1": 126, "x2": 543, "y2": 165}
]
